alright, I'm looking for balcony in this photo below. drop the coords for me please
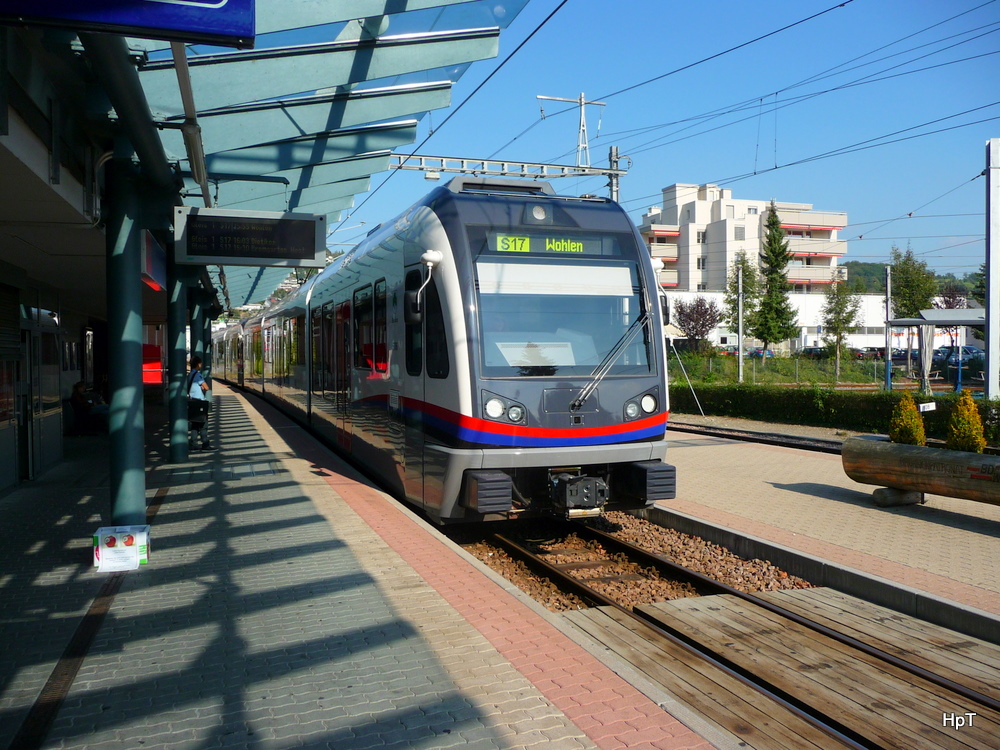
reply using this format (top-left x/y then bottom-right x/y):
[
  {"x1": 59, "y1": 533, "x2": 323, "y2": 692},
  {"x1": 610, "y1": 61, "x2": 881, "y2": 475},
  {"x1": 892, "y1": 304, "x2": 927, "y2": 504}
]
[
  {"x1": 786, "y1": 236, "x2": 847, "y2": 258},
  {"x1": 658, "y1": 268, "x2": 679, "y2": 287},
  {"x1": 786, "y1": 265, "x2": 846, "y2": 284},
  {"x1": 649, "y1": 245, "x2": 679, "y2": 262},
  {"x1": 778, "y1": 209, "x2": 847, "y2": 230}
]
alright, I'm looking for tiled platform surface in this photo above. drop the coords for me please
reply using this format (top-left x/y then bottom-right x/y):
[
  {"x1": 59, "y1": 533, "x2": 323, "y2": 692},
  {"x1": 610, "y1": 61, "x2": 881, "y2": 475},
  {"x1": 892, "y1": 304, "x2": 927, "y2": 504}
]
[{"x1": 0, "y1": 388, "x2": 711, "y2": 750}]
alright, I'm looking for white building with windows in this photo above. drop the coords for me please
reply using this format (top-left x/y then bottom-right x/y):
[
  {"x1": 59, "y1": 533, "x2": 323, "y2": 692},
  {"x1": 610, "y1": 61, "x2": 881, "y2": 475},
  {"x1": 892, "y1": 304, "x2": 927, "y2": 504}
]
[
  {"x1": 636, "y1": 182, "x2": 892, "y2": 352},
  {"x1": 638, "y1": 183, "x2": 848, "y2": 294}
]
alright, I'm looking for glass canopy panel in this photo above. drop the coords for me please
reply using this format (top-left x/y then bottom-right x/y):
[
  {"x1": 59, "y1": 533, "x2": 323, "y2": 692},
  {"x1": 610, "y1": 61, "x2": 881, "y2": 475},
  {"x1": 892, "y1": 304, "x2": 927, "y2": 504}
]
[
  {"x1": 133, "y1": 0, "x2": 530, "y2": 310},
  {"x1": 138, "y1": 29, "x2": 499, "y2": 115},
  {"x1": 202, "y1": 121, "x2": 417, "y2": 176},
  {"x1": 159, "y1": 83, "x2": 451, "y2": 158},
  {"x1": 198, "y1": 152, "x2": 392, "y2": 206}
]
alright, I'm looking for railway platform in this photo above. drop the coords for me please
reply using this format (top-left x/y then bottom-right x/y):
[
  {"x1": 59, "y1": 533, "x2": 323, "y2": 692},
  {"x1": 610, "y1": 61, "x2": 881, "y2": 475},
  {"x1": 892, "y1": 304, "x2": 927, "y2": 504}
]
[
  {"x1": 0, "y1": 386, "x2": 707, "y2": 750},
  {"x1": 2, "y1": 389, "x2": 999, "y2": 749}
]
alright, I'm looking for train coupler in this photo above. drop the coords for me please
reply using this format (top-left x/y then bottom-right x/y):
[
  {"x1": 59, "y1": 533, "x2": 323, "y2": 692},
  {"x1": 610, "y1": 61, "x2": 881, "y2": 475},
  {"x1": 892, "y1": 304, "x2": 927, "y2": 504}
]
[{"x1": 551, "y1": 472, "x2": 608, "y2": 518}]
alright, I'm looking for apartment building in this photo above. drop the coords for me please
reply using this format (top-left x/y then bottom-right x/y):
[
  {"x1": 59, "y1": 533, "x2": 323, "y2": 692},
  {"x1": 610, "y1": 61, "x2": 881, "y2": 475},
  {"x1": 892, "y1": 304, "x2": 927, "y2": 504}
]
[{"x1": 638, "y1": 183, "x2": 849, "y2": 293}]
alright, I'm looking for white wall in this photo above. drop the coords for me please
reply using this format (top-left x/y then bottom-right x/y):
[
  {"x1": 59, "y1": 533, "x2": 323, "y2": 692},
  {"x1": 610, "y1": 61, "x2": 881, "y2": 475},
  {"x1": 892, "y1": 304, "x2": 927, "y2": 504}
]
[{"x1": 664, "y1": 291, "x2": 965, "y2": 351}]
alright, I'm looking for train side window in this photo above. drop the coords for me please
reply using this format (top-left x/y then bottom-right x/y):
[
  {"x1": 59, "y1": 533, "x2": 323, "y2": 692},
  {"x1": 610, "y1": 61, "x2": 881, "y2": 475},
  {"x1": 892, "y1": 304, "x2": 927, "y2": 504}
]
[
  {"x1": 405, "y1": 270, "x2": 422, "y2": 376},
  {"x1": 323, "y1": 301, "x2": 336, "y2": 396},
  {"x1": 374, "y1": 279, "x2": 387, "y2": 373},
  {"x1": 425, "y1": 279, "x2": 449, "y2": 379},
  {"x1": 311, "y1": 307, "x2": 323, "y2": 394},
  {"x1": 353, "y1": 285, "x2": 373, "y2": 370}
]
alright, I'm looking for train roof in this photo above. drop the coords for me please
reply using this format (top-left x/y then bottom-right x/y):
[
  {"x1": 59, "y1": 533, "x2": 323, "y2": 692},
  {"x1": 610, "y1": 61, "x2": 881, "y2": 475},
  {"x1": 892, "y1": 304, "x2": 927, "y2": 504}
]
[{"x1": 441, "y1": 176, "x2": 556, "y2": 196}]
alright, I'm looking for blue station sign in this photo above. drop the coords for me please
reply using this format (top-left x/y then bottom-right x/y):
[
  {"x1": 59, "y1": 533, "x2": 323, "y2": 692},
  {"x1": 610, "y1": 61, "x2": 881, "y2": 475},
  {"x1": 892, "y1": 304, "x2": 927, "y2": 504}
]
[{"x1": 0, "y1": 0, "x2": 255, "y2": 49}]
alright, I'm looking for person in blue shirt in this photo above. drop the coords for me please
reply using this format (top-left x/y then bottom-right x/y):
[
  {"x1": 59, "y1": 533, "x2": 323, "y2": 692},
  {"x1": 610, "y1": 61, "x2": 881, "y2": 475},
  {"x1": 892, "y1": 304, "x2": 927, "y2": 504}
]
[{"x1": 188, "y1": 356, "x2": 214, "y2": 450}]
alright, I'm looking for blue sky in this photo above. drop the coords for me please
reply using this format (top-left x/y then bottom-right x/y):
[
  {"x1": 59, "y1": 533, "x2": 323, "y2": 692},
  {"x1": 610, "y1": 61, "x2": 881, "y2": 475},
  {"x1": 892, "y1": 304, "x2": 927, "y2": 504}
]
[{"x1": 331, "y1": 0, "x2": 999, "y2": 278}]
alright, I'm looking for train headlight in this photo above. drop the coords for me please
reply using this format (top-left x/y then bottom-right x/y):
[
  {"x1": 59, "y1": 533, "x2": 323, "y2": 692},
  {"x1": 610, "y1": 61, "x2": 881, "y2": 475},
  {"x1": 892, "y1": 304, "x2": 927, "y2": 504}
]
[
  {"x1": 485, "y1": 398, "x2": 505, "y2": 419},
  {"x1": 625, "y1": 401, "x2": 641, "y2": 420},
  {"x1": 641, "y1": 394, "x2": 657, "y2": 413},
  {"x1": 507, "y1": 405, "x2": 525, "y2": 423}
]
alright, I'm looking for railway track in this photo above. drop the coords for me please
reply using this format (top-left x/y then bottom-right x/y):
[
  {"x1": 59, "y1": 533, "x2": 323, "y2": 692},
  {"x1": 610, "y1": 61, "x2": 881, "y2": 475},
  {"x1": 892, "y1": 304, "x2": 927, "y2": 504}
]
[
  {"x1": 667, "y1": 420, "x2": 844, "y2": 454},
  {"x1": 484, "y1": 522, "x2": 1000, "y2": 749}
]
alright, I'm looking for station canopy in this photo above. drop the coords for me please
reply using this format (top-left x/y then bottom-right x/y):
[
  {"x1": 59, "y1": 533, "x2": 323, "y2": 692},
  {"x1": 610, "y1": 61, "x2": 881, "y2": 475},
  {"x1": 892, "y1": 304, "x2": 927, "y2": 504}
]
[{"x1": 130, "y1": 0, "x2": 528, "y2": 310}]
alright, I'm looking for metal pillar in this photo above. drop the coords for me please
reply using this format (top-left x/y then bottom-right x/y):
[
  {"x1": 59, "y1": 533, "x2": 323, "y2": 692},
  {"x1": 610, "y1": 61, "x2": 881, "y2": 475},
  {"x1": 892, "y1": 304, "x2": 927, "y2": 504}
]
[
  {"x1": 608, "y1": 146, "x2": 620, "y2": 203},
  {"x1": 884, "y1": 266, "x2": 892, "y2": 391},
  {"x1": 986, "y1": 139, "x2": 999, "y2": 401},
  {"x1": 105, "y1": 159, "x2": 146, "y2": 525},
  {"x1": 737, "y1": 266, "x2": 745, "y2": 384},
  {"x1": 202, "y1": 311, "x2": 213, "y2": 385},
  {"x1": 167, "y1": 257, "x2": 189, "y2": 463}
]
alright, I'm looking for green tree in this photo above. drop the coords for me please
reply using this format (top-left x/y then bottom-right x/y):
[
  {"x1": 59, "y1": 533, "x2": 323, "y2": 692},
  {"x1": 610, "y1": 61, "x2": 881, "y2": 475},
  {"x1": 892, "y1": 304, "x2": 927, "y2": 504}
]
[
  {"x1": 722, "y1": 250, "x2": 763, "y2": 334},
  {"x1": 749, "y1": 201, "x2": 799, "y2": 354},
  {"x1": 840, "y1": 261, "x2": 886, "y2": 293},
  {"x1": 890, "y1": 244, "x2": 937, "y2": 365},
  {"x1": 968, "y1": 262, "x2": 987, "y2": 305},
  {"x1": 890, "y1": 244, "x2": 937, "y2": 318},
  {"x1": 673, "y1": 296, "x2": 723, "y2": 350},
  {"x1": 821, "y1": 275, "x2": 863, "y2": 380}
]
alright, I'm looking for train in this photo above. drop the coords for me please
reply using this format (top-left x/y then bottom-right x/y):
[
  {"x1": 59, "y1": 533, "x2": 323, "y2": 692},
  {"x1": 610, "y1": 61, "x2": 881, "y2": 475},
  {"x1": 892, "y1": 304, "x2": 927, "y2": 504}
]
[{"x1": 212, "y1": 177, "x2": 676, "y2": 523}]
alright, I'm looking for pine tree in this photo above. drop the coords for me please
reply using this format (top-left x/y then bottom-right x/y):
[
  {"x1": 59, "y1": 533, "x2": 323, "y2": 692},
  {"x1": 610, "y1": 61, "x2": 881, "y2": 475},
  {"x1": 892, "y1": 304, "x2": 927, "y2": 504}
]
[{"x1": 749, "y1": 201, "x2": 799, "y2": 354}]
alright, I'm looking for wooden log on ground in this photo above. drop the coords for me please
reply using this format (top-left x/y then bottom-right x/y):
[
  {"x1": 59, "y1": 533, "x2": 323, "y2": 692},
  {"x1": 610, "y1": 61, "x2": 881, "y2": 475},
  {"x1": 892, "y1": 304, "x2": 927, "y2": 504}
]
[{"x1": 842, "y1": 435, "x2": 1000, "y2": 506}]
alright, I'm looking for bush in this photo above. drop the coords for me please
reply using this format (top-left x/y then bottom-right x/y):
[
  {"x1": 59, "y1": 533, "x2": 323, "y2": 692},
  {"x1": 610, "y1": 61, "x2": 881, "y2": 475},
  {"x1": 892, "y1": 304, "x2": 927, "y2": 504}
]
[
  {"x1": 946, "y1": 391, "x2": 986, "y2": 453},
  {"x1": 888, "y1": 392, "x2": 925, "y2": 446},
  {"x1": 667, "y1": 383, "x2": 997, "y2": 446}
]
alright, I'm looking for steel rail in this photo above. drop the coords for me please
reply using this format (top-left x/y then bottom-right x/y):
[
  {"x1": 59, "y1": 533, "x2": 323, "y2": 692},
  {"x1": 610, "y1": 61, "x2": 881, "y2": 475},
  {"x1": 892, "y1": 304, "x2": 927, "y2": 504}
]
[
  {"x1": 489, "y1": 531, "x2": 870, "y2": 750},
  {"x1": 573, "y1": 523, "x2": 1000, "y2": 716},
  {"x1": 667, "y1": 421, "x2": 844, "y2": 454}
]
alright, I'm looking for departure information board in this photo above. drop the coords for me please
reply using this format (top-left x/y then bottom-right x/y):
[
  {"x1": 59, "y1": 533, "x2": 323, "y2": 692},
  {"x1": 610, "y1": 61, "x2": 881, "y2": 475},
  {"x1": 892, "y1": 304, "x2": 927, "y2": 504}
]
[{"x1": 174, "y1": 207, "x2": 326, "y2": 268}]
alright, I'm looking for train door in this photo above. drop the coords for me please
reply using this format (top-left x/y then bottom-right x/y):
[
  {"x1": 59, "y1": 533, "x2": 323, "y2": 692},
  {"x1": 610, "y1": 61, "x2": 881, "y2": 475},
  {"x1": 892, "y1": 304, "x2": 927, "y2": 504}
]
[
  {"x1": 334, "y1": 299, "x2": 351, "y2": 450},
  {"x1": 400, "y1": 267, "x2": 424, "y2": 505}
]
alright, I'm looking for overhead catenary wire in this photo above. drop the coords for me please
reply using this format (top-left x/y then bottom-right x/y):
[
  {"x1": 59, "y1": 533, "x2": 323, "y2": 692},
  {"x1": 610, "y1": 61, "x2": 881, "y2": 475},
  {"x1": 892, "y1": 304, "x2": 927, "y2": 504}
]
[
  {"x1": 551, "y1": 5, "x2": 999, "y2": 165},
  {"x1": 332, "y1": 0, "x2": 571, "y2": 233},
  {"x1": 487, "y1": 0, "x2": 859, "y2": 160}
]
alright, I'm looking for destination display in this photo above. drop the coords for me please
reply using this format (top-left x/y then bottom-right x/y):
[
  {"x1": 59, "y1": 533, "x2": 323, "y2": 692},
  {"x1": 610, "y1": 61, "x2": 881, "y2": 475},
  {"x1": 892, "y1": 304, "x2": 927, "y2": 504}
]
[
  {"x1": 174, "y1": 207, "x2": 326, "y2": 268},
  {"x1": 490, "y1": 232, "x2": 614, "y2": 256}
]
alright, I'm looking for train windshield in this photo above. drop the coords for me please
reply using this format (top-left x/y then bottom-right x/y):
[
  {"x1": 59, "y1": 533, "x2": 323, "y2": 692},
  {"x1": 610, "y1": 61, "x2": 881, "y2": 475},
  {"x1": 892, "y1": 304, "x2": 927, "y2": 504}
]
[{"x1": 470, "y1": 228, "x2": 653, "y2": 378}]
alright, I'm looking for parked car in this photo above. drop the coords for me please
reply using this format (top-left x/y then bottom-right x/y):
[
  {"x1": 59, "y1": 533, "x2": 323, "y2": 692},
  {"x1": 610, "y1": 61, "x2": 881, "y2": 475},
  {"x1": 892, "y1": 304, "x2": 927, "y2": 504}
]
[
  {"x1": 856, "y1": 347, "x2": 886, "y2": 360},
  {"x1": 746, "y1": 347, "x2": 774, "y2": 358},
  {"x1": 890, "y1": 348, "x2": 921, "y2": 366},
  {"x1": 945, "y1": 346, "x2": 983, "y2": 366},
  {"x1": 797, "y1": 346, "x2": 829, "y2": 359},
  {"x1": 932, "y1": 346, "x2": 980, "y2": 368},
  {"x1": 716, "y1": 345, "x2": 740, "y2": 357}
]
